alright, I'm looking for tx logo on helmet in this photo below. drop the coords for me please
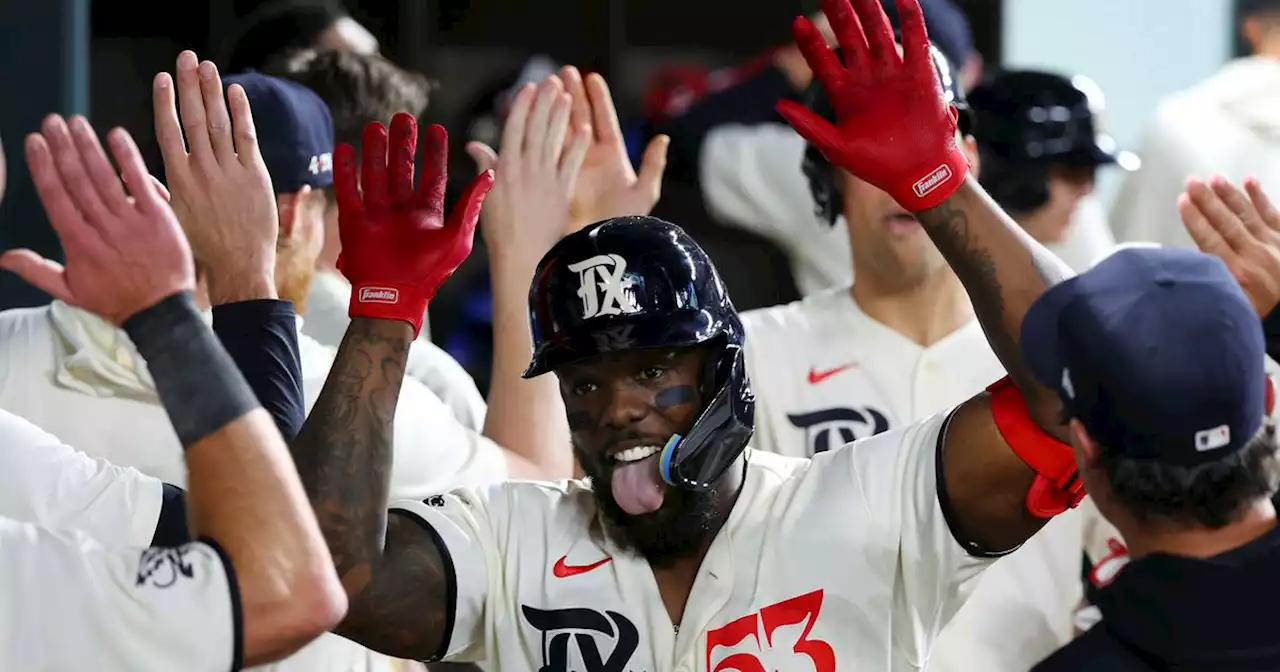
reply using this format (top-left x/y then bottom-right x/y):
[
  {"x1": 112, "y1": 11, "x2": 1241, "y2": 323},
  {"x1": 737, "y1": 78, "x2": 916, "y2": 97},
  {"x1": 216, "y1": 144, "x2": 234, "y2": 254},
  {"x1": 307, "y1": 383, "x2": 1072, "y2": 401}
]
[{"x1": 569, "y1": 254, "x2": 640, "y2": 320}]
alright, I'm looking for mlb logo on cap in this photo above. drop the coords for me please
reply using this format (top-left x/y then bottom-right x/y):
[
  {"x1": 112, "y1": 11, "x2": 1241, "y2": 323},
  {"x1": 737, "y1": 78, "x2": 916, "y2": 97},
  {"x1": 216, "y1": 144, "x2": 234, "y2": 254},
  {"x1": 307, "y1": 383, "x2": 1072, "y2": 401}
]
[{"x1": 1195, "y1": 425, "x2": 1231, "y2": 452}]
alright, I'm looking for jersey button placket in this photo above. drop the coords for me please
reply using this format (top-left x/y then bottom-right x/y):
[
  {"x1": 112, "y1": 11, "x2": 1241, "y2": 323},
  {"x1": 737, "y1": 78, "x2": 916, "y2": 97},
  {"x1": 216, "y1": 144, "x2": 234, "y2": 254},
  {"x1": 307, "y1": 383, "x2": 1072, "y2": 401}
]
[
  {"x1": 675, "y1": 538, "x2": 735, "y2": 666},
  {"x1": 913, "y1": 357, "x2": 942, "y2": 419}
]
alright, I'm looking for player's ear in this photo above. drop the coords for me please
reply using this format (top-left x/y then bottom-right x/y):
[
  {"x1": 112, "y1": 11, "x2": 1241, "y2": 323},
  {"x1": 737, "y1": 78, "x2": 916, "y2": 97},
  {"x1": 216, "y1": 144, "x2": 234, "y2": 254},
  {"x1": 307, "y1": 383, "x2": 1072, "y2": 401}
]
[
  {"x1": 277, "y1": 186, "x2": 310, "y2": 242},
  {"x1": 1068, "y1": 418, "x2": 1101, "y2": 470}
]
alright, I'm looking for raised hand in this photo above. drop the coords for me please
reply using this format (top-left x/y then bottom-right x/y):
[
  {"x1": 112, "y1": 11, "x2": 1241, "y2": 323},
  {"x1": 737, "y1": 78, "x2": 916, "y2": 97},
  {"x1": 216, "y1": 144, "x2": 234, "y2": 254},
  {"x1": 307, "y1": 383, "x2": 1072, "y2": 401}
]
[
  {"x1": 466, "y1": 75, "x2": 591, "y2": 263},
  {"x1": 559, "y1": 66, "x2": 668, "y2": 231},
  {"x1": 776, "y1": 0, "x2": 967, "y2": 211},
  {"x1": 336, "y1": 113, "x2": 492, "y2": 337},
  {"x1": 0, "y1": 116, "x2": 194, "y2": 325},
  {"x1": 154, "y1": 50, "x2": 279, "y2": 303},
  {"x1": 1180, "y1": 176, "x2": 1280, "y2": 317}
]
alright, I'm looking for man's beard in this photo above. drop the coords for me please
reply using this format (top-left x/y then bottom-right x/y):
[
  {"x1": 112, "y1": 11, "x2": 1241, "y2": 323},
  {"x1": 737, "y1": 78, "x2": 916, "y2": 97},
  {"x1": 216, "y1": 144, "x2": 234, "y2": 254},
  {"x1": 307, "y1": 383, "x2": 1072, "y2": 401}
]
[{"x1": 579, "y1": 447, "x2": 722, "y2": 568}]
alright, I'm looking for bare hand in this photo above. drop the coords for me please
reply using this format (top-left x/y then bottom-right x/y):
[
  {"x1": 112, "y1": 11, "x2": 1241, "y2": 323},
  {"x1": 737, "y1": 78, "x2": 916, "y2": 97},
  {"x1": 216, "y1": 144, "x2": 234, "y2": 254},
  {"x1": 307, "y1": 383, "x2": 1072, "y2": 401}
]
[
  {"x1": 1180, "y1": 175, "x2": 1280, "y2": 317},
  {"x1": 154, "y1": 50, "x2": 278, "y2": 303},
  {"x1": 0, "y1": 116, "x2": 195, "y2": 324},
  {"x1": 466, "y1": 75, "x2": 590, "y2": 266},
  {"x1": 558, "y1": 66, "x2": 668, "y2": 232}
]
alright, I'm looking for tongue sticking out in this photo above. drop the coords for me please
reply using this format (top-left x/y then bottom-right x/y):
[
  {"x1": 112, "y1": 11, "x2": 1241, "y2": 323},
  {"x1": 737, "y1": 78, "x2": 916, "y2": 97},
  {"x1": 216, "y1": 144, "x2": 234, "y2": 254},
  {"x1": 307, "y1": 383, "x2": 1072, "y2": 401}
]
[{"x1": 611, "y1": 454, "x2": 668, "y2": 515}]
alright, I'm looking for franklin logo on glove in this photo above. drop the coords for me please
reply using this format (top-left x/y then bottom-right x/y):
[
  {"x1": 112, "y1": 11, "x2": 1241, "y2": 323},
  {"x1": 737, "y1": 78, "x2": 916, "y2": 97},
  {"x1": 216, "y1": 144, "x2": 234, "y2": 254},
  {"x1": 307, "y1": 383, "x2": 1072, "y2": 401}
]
[
  {"x1": 358, "y1": 287, "x2": 399, "y2": 304},
  {"x1": 913, "y1": 165, "x2": 953, "y2": 199}
]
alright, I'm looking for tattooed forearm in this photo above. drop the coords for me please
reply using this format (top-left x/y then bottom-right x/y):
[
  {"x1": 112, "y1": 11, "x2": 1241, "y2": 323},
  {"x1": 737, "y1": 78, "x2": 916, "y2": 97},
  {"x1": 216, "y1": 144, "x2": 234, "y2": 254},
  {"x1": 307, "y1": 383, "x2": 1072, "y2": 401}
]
[
  {"x1": 292, "y1": 318, "x2": 409, "y2": 577},
  {"x1": 917, "y1": 197, "x2": 1016, "y2": 365},
  {"x1": 290, "y1": 318, "x2": 452, "y2": 657},
  {"x1": 916, "y1": 179, "x2": 1075, "y2": 431}
]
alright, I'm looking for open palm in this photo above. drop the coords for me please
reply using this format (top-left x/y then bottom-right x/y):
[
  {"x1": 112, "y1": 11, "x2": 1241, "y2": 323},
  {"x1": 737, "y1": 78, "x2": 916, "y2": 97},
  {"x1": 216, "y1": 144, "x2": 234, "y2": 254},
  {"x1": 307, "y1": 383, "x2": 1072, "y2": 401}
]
[
  {"x1": 561, "y1": 66, "x2": 669, "y2": 232},
  {"x1": 1180, "y1": 176, "x2": 1280, "y2": 317}
]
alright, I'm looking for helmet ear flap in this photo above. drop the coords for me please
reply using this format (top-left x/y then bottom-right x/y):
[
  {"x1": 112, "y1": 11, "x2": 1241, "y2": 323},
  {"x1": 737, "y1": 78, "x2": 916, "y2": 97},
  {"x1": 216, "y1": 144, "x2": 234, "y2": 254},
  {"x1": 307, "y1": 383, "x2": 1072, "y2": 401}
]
[{"x1": 700, "y1": 338, "x2": 736, "y2": 400}]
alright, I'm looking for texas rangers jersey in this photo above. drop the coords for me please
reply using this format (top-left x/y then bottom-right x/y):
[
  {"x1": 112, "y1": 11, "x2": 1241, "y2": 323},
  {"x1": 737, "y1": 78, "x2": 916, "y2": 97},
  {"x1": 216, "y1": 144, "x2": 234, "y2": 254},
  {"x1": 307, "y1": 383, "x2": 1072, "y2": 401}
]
[
  {"x1": 395, "y1": 410, "x2": 993, "y2": 670},
  {"x1": 741, "y1": 287, "x2": 1004, "y2": 457},
  {"x1": 0, "y1": 520, "x2": 238, "y2": 671},
  {"x1": 741, "y1": 287, "x2": 1084, "y2": 671}
]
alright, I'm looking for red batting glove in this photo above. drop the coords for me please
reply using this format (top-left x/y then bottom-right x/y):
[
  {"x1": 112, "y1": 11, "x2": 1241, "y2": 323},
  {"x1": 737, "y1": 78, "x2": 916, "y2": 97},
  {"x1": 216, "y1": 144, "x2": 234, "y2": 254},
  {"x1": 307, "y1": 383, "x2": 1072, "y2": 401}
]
[
  {"x1": 776, "y1": 0, "x2": 968, "y2": 212},
  {"x1": 334, "y1": 113, "x2": 494, "y2": 337}
]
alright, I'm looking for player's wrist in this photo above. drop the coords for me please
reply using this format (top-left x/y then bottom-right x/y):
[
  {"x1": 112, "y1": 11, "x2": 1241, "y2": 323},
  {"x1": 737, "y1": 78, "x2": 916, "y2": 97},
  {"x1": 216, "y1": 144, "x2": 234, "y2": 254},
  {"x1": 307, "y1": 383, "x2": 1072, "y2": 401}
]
[
  {"x1": 347, "y1": 281, "x2": 430, "y2": 338},
  {"x1": 205, "y1": 271, "x2": 278, "y2": 305},
  {"x1": 890, "y1": 148, "x2": 970, "y2": 213}
]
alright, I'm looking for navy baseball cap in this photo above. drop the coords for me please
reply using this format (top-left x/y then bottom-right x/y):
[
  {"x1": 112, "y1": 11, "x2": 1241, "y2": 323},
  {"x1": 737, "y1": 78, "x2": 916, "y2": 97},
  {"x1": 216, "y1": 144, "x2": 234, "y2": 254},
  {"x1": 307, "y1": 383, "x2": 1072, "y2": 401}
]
[
  {"x1": 1022, "y1": 247, "x2": 1267, "y2": 466},
  {"x1": 880, "y1": 0, "x2": 975, "y2": 75},
  {"x1": 224, "y1": 72, "x2": 334, "y2": 194}
]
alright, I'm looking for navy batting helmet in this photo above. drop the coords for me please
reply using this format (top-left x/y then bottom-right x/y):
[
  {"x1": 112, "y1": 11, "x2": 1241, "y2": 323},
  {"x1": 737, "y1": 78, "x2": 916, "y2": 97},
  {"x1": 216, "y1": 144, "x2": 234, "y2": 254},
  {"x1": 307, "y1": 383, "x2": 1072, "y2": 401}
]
[
  {"x1": 802, "y1": 41, "x2": 971, "y2": 226},
  {"x1": 968, "y1": 70, "x2": 1139, "y2": 213},
  {"x1": 523, "y1": 216, "x2": 755, "y2": 491}
]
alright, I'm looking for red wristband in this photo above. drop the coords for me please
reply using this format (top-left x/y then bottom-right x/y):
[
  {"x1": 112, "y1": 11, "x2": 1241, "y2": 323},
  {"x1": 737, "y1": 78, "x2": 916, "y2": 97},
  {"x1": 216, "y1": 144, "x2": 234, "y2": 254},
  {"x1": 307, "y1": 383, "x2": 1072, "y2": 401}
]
[
  {"x1": 347, "y1": 282, "x2": 428, "y2": 338},
  {"x1": 986, "y1": 376, "x2": 1084, "y2": 518}
]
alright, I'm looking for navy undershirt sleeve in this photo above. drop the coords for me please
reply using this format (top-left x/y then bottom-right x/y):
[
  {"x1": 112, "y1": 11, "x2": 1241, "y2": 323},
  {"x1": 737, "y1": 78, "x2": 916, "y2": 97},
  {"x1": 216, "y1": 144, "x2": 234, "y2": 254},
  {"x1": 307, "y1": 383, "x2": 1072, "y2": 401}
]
[
  {"x1": 150, "y1": 299, "x2": 305, "y2": 547},
  {"x1": 211, "y1": 299, "x2": 305, "y2": 440}
]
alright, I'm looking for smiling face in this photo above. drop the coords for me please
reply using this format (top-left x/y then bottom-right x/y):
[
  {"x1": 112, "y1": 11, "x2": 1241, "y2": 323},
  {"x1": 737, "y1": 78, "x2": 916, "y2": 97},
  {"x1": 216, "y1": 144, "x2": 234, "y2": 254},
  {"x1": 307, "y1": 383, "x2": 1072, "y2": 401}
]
[{"x1": 557, "y1": 345, "x2": 727, "y2": 566}]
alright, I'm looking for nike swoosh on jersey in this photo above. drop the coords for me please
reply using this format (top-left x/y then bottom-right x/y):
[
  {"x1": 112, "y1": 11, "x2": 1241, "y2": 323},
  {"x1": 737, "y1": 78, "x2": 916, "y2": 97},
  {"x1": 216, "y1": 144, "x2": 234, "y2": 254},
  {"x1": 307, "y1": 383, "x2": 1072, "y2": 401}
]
[
  {"x1": 552, "y1": 555, "x2": 612, "y2": 578},
  {"x1": 807, "y1": 363, "x2": 856, "y2": 385}
]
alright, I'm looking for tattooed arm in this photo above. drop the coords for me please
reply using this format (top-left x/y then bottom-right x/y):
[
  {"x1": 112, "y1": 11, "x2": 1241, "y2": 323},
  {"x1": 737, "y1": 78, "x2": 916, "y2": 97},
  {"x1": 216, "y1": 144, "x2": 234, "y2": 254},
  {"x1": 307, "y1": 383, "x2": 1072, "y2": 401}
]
[
  {"x1": 290, "y1": 318, "x2": 453, "y2": 659},
  {"x1": 917, "y1": 177, "x2": 1076, "y2": 553}
]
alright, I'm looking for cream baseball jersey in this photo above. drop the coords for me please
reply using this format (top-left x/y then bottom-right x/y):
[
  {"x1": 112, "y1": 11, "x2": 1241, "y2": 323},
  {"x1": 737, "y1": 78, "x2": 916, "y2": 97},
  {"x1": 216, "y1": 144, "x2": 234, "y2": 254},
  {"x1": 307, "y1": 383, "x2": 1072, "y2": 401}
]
[
  {"x1": 0, "y1": 520, "x2": 239, "y2": 670},
  {"x1": 741, "y1": 287, "x2": 1084, "y2": 671},
  {"x1": 394, "y1": 410, "x2": 994, "y2": 670},
  {"x1": 0, "y1": 408, "x2": 161, "y2": 546},
  {"x1": 740, "y1": 287, "x2": 1004, "y2": 457}
]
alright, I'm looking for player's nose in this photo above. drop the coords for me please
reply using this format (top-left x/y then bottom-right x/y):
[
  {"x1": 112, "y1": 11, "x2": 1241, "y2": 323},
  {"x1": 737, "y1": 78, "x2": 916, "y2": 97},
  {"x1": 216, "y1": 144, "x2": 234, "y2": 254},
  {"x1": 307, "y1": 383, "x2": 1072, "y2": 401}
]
[{"x1": 599, "y1": 382, "x2": 649, "y2": 430}]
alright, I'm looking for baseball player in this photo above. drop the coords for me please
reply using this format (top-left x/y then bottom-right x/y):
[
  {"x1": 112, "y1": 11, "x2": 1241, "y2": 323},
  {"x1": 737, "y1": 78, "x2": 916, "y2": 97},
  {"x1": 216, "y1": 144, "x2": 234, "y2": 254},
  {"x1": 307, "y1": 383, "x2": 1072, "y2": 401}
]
[
  {"x1": 740, "y1": 39, "x2": 1083, "y2": 671},
  {"x1": 0, "y1": 111, "x2": 344, "y2": 668},
  {"x1": 282, "y1": 0, "x2": 1103, "y2": 668},
  {"x1": 1071, "y1": 175, "x2": 1280, "y2": 640},
  {"x1": 1028, "y1": 246, "x2": 1280, "y2": 670},
  {"x1": 968, "y1": 69, "x2": 1138, "y2": 268}
]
